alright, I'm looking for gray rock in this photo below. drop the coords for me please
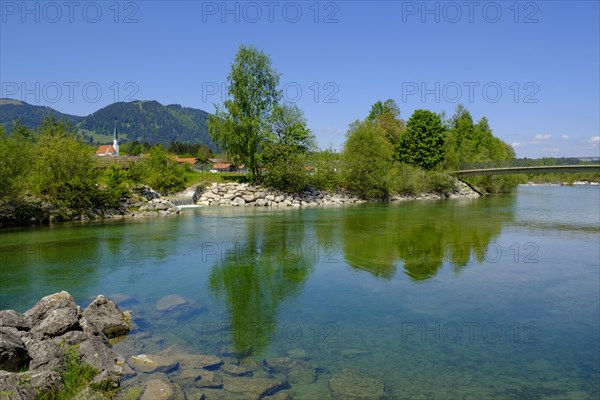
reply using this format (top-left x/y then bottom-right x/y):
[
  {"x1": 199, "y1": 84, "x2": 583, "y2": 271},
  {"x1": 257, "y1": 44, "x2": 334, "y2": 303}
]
[
  {"x1": 231, "y1": 197, "x2": 246, "y2": 207},
  {"x1": 31, "y1": 307, "x2": 80, "y2": 338},
  {"x1": 242, "y1": 194, "x2": 255, "y2": 202},
  {"x1": 255, "y1": 198, "x2": 268, "y2": 207},
  {"x1": 0, "y1": 327, "x2": 30, "y2": 372},
  {"x1": 0, "y1": 370, "x2": 62, "y2": 400},
  {"x1": 78, "y1": 334, "x2": 126, "y2": 385},
  {"x1": 329, "y1": 369, "x2": 385, "y2": 399},
  {"x1": 82, "y1": 295, "x2": 130, "y2": 339},
  {"x1": 23, "y1": 336, "x2": 66, "y2": 371},
  {"x1": 25, "y1": 291, "x2": 78, "y2": 326},
  {"x1": 254, "y1": 191, "x2": 266, "y2": 199},
  {"x1": 0, "y1": 310, "x2": 32, "y2": 331}
]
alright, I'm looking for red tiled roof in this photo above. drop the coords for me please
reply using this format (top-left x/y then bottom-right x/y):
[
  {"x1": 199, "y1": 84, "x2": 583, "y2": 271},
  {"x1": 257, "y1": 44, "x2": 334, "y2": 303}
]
[
  {"x1": 213, "y1": 163, "x2": 233, "y2": 169},
  {"x1": 176, "y1": 157, "x2": 199, "y2": 164},
  {"x1": 96, "y1": 145, "x2": 116, "y2": 155}
]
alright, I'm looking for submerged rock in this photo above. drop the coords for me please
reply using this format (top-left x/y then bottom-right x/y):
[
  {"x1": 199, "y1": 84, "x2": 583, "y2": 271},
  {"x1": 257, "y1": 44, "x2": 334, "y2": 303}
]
[
  {"x1": 329, "y1": 369, "x2": 385, "y2": 400},
  {"x1": 155, "y1": 294, "x2": 198, "y2": 314}
]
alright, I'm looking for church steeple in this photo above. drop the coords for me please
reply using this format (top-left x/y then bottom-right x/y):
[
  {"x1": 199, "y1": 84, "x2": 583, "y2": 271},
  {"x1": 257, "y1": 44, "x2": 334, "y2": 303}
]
[{"x1": 112, "y1": 120, "x2": 119, "y2": 156}]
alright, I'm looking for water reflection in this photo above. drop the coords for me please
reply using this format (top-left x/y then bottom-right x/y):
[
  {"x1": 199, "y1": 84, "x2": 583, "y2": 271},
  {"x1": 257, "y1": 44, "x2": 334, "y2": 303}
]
[
  {"x1": 208, "y1": 212, "x2": 314, "y2": 355},
  {"x1": 322, "y1": 197, "x2": 515, "y2": 280}
]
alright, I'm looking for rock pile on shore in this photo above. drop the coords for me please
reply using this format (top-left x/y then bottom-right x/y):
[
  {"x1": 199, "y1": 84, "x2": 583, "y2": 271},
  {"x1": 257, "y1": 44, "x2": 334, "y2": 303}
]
[
  {"x1": 0, "y1": 291, "x2": 131, "y2": 399},
  {"x1": 195, "y1": 181, "x2": 479, "y2": 207},
  {"x1": 196, "y1": 183, "x2": 367, "y2": 207}
]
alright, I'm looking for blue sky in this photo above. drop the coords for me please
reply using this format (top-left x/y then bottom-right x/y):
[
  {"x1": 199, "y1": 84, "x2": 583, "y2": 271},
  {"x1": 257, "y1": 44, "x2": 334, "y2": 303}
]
[{"x1": 1, "y1": 0, "x2": 599, "y2": 157}]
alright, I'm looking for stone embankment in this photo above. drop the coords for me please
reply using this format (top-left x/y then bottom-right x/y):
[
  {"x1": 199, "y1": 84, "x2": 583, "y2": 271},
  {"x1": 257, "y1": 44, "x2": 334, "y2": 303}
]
[{"x1": 194, "y1": 180, "x2": 479, "y2": 207}]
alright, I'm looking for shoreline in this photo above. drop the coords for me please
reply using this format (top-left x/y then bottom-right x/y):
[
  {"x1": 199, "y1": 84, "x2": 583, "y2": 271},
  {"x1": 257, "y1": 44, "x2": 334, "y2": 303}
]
[{"x1": 1, "y1": 181, "x2": 480, "y2": 229}]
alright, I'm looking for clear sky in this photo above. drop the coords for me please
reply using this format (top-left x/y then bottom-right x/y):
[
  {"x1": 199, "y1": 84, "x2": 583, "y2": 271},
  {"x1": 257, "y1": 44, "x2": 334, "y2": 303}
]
[{"x1": 1, "y1": 0, "x2": 599, "y2": 157}]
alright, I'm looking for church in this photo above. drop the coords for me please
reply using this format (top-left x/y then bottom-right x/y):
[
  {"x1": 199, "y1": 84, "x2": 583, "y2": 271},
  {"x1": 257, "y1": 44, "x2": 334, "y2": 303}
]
[{"x1": 96, "y1": 121, "x2": 120, "y2": 156}]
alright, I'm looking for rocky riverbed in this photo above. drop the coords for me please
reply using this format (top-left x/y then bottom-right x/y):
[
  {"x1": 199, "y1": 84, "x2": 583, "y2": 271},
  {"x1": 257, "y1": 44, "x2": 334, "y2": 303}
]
[
  {"x1": 1, "y1": 292, "x2": 389, "y2": 399},
  {"x1": 194, "y1": 180, "x2": 479, "y2": 207}
]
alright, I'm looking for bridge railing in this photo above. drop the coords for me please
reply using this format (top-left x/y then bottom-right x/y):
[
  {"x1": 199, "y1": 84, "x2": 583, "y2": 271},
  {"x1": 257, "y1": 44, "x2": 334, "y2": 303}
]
[{"x1": 458, "y1": 157, "x2": 600, "y2": 171}]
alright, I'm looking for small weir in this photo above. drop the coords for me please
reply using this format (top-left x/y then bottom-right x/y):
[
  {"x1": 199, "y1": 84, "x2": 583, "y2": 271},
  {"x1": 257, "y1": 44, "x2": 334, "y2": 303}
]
[{"x1": 165, "y1": 196, "x2": 201, "y2": 208}]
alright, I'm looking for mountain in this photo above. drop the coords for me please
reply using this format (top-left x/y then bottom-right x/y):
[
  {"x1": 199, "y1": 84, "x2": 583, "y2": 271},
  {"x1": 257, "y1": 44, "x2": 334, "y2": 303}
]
[
  {"x1": 0, "y1": 99, "x2": 216, "y2": 150},
  {"x1": 0, "y1": 99, "x2": 83, "y2": 127}
]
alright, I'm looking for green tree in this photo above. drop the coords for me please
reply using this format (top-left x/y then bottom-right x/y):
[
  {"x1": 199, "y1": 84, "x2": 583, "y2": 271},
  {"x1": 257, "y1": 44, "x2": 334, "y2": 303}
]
[
  {"x1": 0, "y1": 132, "x2": 35, "y2": 200},
  {"x1": 197, "y1": 144, "x2": 213, "y2": 160},
  {"x1": 367, "y1": 99, "x2": 405, "y2": 153},
  {"x1": 132, "y1": 144, "x2": 144, "y2": 156},
  {"x1": 30, "y1": 122, "x2": 100, "y2": 209},
  {"x1": 138, "y1": 145, "x2": 185, "y2": 194},
  {"x1": 262, "y1": 103, "x2": 315, "y2": 192},
  {"x1": 398, "y1": 109, "x2": 446, "y2": 170},
  {"x1": 342, "y1": 120, "x2": 393, "y2": 199},
  {"x1": 209, "y1": 45, "x2": 282, "y2": 182}
]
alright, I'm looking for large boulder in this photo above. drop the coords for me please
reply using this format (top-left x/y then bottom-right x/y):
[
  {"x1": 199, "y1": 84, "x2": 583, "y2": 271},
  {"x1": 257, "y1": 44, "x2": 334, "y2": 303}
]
[
  {"x1": 25, "y1": 291, "x2": 79, "y2": 327},
  {"x1": 31, "y1": 307, "x2": 80, "y2": 338},
  {"x1": 81, "y1": 295, "x2": 131, "y2": 339}
]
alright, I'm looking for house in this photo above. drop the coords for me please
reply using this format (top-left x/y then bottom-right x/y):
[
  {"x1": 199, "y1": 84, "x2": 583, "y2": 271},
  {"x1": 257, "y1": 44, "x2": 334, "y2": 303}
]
[{"x1": 211, "y1": 163, "x2": 236, "y2": 173}]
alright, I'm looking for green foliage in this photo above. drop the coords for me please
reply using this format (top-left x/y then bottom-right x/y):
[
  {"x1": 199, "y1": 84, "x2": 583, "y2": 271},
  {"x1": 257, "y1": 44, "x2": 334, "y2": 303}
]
[
  {"x1": 307, "y1": 149, "x2": 343, "y2": 191},
  {"x1": 209, "y1": 45, "x2": 282, "y2": 182},
  {"x1": 342, "y1": 120, "x2": 393, "y2": 199},
  {"x1": 131, "y1": 144, "x2": 144, "y2": 156},
  {"x1": 29, "y1": 121, "x2": 101, "y2": 210},
  {"x1": 262, "y1": 103, "x2": 315, "y2": 192},
  {"x1": 35, "y1": 345, "x2": 98, "y2": 400},
  {"x1": 390, "y1": 163, "x2": 426, "y2": 195},
  {"x1": 398, "y1": 109, "x2": 446, "y2": 170},
  {"x1": 0, "y1": 130, "x2": 35, "y2": 200},
  {"x1": 136, "y1": 145, "x2": 186, "y2": 194},
  {"x1": 445, "y1": 104, "x2": 517, "y2": 193},
  {"x1": 367, "y1": 99, "x2": 405, "y2": 151},
  {"x1": 101, "y1": 165, "x2": 129, "y2": 207}
]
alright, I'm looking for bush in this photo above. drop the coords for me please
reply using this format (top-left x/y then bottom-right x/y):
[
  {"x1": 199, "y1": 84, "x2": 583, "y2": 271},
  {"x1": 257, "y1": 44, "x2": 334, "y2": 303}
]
[
  {"x1": 307, "y1": 150, "x2": 343, "y2": 192},
  {"x1": 136, "y1": 146, "x2": 186, "y2": 195}
]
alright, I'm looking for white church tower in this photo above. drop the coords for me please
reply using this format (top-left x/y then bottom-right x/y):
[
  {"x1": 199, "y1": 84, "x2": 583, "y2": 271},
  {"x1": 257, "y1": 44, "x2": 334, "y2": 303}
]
[{"x1": 112, "y1": 120, "x2": 119, "y2": 156}]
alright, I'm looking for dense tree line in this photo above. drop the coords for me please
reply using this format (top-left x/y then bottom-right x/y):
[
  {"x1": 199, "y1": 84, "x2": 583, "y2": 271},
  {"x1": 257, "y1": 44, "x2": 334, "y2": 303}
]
[
  {"x1": 0, "y1": 118, "x2": 190, "y2": 223},
  {"x1": 209, "y1": 45, "x2": 519, "y2": 199}
]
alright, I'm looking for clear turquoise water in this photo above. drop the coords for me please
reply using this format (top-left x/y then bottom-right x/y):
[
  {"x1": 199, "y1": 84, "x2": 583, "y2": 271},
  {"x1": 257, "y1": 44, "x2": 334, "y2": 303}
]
[{"x1": 1, "y1": 185, "x2": 599, "y2": 399}]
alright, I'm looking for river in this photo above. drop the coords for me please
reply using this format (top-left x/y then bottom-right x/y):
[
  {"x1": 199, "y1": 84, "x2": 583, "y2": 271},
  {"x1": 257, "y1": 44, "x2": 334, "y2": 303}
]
[{"x1": 1, "y1": 185, "x2": 598, "y2": 399}]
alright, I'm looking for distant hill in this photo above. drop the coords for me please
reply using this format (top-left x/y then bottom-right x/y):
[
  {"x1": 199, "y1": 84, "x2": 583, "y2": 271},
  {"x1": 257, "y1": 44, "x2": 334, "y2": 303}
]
[
  {"x1": 0, "y1": 99, "x2": 83, "y2": 128},
  {"x1": 0, "y1": 99, "x2": 216, "y2": 150}
]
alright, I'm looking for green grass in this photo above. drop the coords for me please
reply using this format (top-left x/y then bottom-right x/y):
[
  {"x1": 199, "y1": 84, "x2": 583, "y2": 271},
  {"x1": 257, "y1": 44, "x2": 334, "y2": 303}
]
[{"x1": 35, "y1": 346, "x2": 99, "y2": 400}]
